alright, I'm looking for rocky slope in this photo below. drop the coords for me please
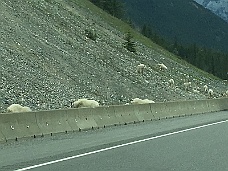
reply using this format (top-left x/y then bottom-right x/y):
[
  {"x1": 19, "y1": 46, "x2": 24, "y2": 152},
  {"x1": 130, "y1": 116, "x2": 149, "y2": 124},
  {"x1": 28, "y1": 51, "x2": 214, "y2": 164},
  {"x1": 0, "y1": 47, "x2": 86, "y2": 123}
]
[{"x1": 0, "y1": 0, "x2": 227, "y2": 113}]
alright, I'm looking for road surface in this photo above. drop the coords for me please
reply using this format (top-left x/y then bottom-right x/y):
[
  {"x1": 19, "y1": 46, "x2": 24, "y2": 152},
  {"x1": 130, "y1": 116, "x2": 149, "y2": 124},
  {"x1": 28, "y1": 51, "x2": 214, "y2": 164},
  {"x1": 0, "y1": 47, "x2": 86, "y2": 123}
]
[{"x1": 0, "y1": 111, "x2": 228, "y2": 171}]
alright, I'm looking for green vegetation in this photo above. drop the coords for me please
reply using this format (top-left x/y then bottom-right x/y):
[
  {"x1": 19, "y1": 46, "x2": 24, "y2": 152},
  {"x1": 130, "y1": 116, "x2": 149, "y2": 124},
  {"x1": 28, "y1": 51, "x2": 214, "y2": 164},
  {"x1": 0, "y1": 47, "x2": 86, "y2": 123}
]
[
  {"x1": 85, "y1": 0, "x2": 228, "y2": 79},
  {"x1": 123, "y1": 31, "x2": 136, "y2": 53},
  {"x1": 85, "y1": 29, "x2": 97, "y2": 41},
  {"x1": 140, "y1": 24, "x2": 228, "y2": 79},
  {"x1": 89, "y1": 0, "x2": 228, "y2": 79},
  {"x1": 89, "y1": 0, "x2": 124, "y2": 19},
  {"x1": 123, "y1": 0, "x2": 228, "y2": 53}
]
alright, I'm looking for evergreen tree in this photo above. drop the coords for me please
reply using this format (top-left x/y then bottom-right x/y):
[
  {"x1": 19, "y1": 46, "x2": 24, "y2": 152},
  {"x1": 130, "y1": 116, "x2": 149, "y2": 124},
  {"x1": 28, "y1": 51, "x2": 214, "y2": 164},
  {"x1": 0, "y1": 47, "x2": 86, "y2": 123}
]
[
  {"x1": 123, "y1": 31, "x2": 136, "y2": 53},
  {"x1": 92, "y1": 0, "x2": 228, "y2": 79},
  {"x1": 141, "y1": 24, "x2": 152, "y2": 38}
]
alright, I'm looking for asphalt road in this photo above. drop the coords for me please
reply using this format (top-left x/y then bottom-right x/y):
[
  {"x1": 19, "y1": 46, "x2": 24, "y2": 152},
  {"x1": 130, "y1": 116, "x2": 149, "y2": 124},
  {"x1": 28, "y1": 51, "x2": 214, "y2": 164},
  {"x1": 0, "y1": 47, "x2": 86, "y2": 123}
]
[{"x1": 0, "y1": 111, "x2": 228, "y2": 171}]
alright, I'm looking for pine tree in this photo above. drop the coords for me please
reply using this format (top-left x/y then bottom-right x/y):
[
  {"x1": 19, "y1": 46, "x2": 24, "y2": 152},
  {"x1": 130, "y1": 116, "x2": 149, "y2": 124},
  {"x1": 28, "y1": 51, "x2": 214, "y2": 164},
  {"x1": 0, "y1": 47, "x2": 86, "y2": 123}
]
[
  {"x1": 123, "y1": 31, "x2": 136, "y2": 53},
  {"x1": 141, "y1": 24, "x2": 152, "y2": 38}
]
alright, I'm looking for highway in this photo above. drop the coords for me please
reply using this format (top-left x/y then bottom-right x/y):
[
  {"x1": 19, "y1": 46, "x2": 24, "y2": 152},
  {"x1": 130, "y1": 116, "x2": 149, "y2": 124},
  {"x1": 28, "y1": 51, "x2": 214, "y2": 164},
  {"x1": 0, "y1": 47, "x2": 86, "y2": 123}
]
[{"x1": 0, "y1": 111, "x2": 228, "y2": 171}]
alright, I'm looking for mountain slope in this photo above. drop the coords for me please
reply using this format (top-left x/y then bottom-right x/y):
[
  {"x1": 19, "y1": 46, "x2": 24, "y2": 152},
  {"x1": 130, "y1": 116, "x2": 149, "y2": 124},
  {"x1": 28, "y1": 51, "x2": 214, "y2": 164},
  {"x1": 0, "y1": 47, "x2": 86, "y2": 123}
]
[
  {"x1": 194, "y1": 0, "x2": 228, "y2": 22},
  {"x1": 0, "y1": 0, "x2": 227, "y2": 112},
  {"x1": 123, "y1": 0, "x2": 228, "y2": 53}
]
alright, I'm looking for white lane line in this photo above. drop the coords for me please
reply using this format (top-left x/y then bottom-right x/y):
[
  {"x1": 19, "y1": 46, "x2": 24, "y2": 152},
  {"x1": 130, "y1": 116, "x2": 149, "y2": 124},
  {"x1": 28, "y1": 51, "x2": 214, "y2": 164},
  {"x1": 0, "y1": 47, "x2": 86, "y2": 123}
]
[{"x1": 15, "y1": 119, "x2": 228, "y2": 171}]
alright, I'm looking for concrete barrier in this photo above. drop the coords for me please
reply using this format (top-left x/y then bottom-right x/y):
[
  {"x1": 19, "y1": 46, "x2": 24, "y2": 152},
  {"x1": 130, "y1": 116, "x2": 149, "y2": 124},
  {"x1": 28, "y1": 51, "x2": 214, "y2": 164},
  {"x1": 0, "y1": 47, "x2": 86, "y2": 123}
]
[
  {"x1": 207, "y1": 98, "x2": 227, "y2": 112},
  {"x1": 66, "y1": 107, "x2": 98, "y2": 131},
  {"x1": 165, "y1": 101, "x2": 190, "y2": 117},
  {"x1": 0, "y1": 98, "x2": 227, "y2": 142},
  {"x1": 35, "y1": 109, "x2": 72, "y2": 135},
  {"x1": 65, "y1": 108, "x2": 80, "y2": 131},
  {"x1": 150, "y1": 102, "x2": 170, "y2": 119},
  {"x1": 191, "y1": 100, "x2": 211, "y2": 114},
  {"x1": 217, "y1": 98, "x2": 228, "y2": 110},
  {"x1": 0, "y1": 112, "x2": 41, "y2": 141},
  {"x1": 91, "y1": 106, "x2": 120, "y2": 127},
  {"x1": 135, "y1": 103, "x2": 155, "y2": 121},
  {"x1": 173, "y1": 100, "x2": 209, "y2": 115},
  {"x1": 144, "y1": 98, "x2": 227, "y2": 120},
  {"x1": 175, "y1": 100, "x2": 194, "y2": 116},
  {"x1": 0, "y1": 129, "x2": 6, "y2": 143},
  {"x1": 113, "y1": 105, "x2": 139, "y2": 124}
]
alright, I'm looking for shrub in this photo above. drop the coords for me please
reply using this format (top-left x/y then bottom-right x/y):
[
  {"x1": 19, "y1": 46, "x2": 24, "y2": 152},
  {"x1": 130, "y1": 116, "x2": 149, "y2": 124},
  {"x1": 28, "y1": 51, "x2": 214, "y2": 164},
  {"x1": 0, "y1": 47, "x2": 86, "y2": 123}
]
[
  {"x1": 85, "y1": 29, "x2": 97, "y2": 41},
  {"x1": 123, "y1": 31, "x2": 136, "y2": 53}
]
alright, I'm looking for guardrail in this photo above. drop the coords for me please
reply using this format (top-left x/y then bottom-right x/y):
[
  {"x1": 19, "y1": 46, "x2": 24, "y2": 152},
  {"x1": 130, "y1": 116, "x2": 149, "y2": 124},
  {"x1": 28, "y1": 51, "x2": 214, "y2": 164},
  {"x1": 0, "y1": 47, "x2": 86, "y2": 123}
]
[{"x1": 0, "y1": 98, "x2": 227, "y2": 143}]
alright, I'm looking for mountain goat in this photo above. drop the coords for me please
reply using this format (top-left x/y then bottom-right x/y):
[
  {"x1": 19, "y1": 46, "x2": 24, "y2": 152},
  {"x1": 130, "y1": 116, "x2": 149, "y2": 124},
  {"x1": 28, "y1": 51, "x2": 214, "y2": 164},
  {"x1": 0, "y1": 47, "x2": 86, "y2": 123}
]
[
  {"x1": 208, "y1": 89, "x2": 213, "y2": 97},
  {"x1": 136, "y1": 63, "x2": 146, "y2": 75},
  {"x1": 72, "y1": 98, "x2": 99, "y2": 108},
  {"x1": 203, "y1": 85, "x2": 208, "y2": 92},
  {"x1": 221, "y1": 90, "x2": 228, "y2": 97},
  {"x1": 131, "y1": 98, "x2": 155, "y2": 104},
  {"x1": 184, "y1": 82, "x2": 191, "y2": 91},
  {"x1": 157, "y1": 63, "x2": 167, "y2": 71},
  {"x1": 168, "y1": 79, "x2": 174, "y2": 87},
  {"x1": 7, "y1": 104, "x2": 32, "y2": 113}
]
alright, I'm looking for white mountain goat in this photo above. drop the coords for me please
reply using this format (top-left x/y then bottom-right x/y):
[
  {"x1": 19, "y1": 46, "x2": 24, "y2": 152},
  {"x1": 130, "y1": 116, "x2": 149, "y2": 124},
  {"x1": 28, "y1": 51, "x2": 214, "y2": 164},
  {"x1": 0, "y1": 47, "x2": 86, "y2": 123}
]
[
  {"x1": 7, "y1": 104, "x2": 32, "y2": 113},
  {"x1": 184, "y1": 82, "x2": 191, "y2": 91},
  {"x1": 208, "y1": 89, "x2": 213, "y2": 97},
  {"x1": 72, "y1": 99, "x2": 99, "y2": 108},
  {"x1": 130, "y1": 98, "x2": 155, "y2": 104},
  {"x1": 136, "y1": 63, "x2": 146, "y2": 75},
  {"x1": 221, "y1": 90, "x2": 228, "y2": 97},
  {"x1": 157, "y1": 63, "x2": 168, "y2": 71},
  {"x1": 168, "y1": 79, "x2": 174, "y2": 87},
  {"x1": 203, "y1": 85, "x2": 208, "y2": 92}
]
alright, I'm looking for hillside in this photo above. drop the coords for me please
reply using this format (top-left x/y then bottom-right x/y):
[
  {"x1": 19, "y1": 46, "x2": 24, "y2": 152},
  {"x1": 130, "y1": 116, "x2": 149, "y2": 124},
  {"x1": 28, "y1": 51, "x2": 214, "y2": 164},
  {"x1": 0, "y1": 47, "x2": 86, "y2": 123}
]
[
  {"x1": 194, "y1": 0, "x2": 228, "y2": 22},
  {"x1": 123, "y1": 0, "x2": 228, "y2": 53},
  {"x1": 0, "y1": 0, "x2": 227, "y2": 113}
]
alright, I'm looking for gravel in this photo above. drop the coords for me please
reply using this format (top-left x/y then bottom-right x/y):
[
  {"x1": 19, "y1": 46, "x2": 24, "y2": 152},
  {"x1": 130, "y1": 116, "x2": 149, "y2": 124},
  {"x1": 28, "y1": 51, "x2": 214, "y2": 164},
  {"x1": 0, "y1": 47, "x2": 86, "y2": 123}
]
[{"x1": 0, "y1": 0, "x2": 227, "y2": 113}]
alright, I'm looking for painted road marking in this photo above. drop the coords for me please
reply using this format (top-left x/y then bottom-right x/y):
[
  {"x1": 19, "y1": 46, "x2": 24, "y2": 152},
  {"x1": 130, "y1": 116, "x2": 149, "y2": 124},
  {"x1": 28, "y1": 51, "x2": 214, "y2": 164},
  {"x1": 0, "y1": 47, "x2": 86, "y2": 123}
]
[{"x1": 15, "y1": 119, "x2": 228, "y2": 171}]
